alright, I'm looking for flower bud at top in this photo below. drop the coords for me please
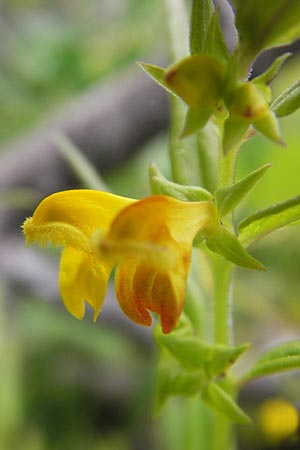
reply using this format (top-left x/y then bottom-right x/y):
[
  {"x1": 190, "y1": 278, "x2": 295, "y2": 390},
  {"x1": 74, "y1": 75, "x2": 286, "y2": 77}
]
[
  {"x1": 164, "y1": 54, "x2": 225, "y2": 110},
  {"x1": 228, "y1": 82, "x2": 269, "y2": 120}
]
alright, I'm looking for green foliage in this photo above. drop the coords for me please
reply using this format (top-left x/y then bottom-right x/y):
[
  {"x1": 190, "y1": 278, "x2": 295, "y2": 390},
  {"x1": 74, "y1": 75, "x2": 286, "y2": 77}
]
[
  {"x1": 271, "y1": 79, "x2": 300, "y2": 117},
  {"x1": 189, "y1": 0, "x2": 214, "y2": 54},
  {"x1": 0, "y1": 0, "x2": 165, "y2": 144},
  {"x1": 154, "y1": 318, "x2": 250, "y2": 422},
  {"x1": 238, "y1": 195, "x2": 300, "y2": 246},
  {"x1": 253, "y1": 110, "x2": 284, "y2": 145},
  {"x1": 202, "y1": 382, "x2": 251, "y2": 424},
  {"x1": 190, "y1": 0, "x2": 229, "y2": 62},
  {"x1": 206, "y1": 227, "x2": 265, "y2": 270},
  {"x1": 181, "y1": 107, "x2": 212, "y2": 137},
  {"x1": 164, "y1": 54, "x2": 225, "y2": 109},
  {"x1": 243, "y1": 341, "x2": 300, "y2": 381},
  {"x1": 203, "y1": 10, "x2": 230, "y2": 63},
  {"x1": 231, "y1": 0, "x2": 300, "y2": 67},
  {"x1": 215, "y1": 163, "x2": 271, "y2": 217},
  {"x1": 149, "y1": 163, "x2": 213, "y2": 201},
  {"x1": 156, "y1": 332, "x2": 249, "y2": 377},
  {"x1": 154, "y1": 349, "x2": 207, "y2": 414}
]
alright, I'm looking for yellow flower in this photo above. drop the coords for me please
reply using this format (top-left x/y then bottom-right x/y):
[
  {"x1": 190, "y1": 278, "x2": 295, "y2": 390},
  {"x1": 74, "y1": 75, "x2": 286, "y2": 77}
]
[{"x1": 22, "y1": 190, "x2": 214, "y2": 333}]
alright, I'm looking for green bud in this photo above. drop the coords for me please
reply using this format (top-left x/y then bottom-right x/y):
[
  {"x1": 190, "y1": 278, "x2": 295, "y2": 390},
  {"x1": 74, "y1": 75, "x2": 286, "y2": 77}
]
[
  {"x1": 228, "y1": 82, "x2": 269, "y2": 120},
  {"x1": 164, "y1": 54, "x2": 225, "y2": 109}
]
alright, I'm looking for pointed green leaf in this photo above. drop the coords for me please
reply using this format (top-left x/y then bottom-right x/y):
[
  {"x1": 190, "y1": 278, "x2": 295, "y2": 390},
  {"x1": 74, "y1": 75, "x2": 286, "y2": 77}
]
[
  {"x1": 156, "y1": 336, "x2": 212, "y2": 371},
  {"x1": 190, "y1": 0, "x2": 214, "y2": 55},
  {"x1": 138, "y1": 62, "x2": 170, "y2": 91},
  {"x1": 149, "y1": 163, "x2": 213, "y2": 201},
  {"x1": 215, "y1": 163, "x2": 272, "y2": 217},
  {"x1": 209, "y1": 343, "x2": 250, "y2": 377},
  {"x1": 202, "y1": 381, "x2": 251, "y2": 424},
  {"x1": 253, "y1": 110, "x2": 285, "y2": 145},
  {"x1": 206, "y1": 227, "x2": 265, "y2": 270},
  {"x1": 204, "y1": 9, "x2": 230, "y2": 62},
  {"x1": 180, "y1": 107, "x2": 212, "y2": 137},
  {"x1": 223, "y1": 116, "x2": 250, "y2": 154},
  {"x1": 271, "y1": 79, "x2": 300, "y2": 117},
  {"x1": 253, "y1": 53, "x2": 292, "y2": 85},
  {"x1": 243, "y1": 341, "x2": 300, "y2": 381},
  {"x1": 238, "y1": 195, "x2": 300, "y2": 246}
]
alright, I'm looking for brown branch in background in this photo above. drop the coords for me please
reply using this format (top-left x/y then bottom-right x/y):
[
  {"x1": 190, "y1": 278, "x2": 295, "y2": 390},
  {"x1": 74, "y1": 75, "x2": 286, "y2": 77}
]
[{"x1": 0, "y1": 64, "x2": 168, "y2": 230}]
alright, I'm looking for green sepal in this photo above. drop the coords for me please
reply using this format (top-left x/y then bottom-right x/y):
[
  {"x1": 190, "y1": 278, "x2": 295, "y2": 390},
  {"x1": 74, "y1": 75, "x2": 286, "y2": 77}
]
[
  {"x1": 137, "y1": 62, "x2": 170, "y2": 92},
  {"x1": 271, "y1": 79, "x2": 300, "y2": 117},
  {"x1": 215, "y1": 163, "x2": 272, "y2": 217},
  {"x1": 204, "y1": 9, "x2": 230, "y2": 63},
  {"x1": 202, "y1": 381, "x2": 251, "y2": 424},
  {"x1": 149, "y1": 163, "x2": 213, "y2": 201},
  {"x1": 242, "y1": 341, "x2": 300, "y2": 381},
  {"x1": 156, "y1": 335, "x2": 210, "y2": 371},
  {"x1": 154, "y1": 349, "x2": 207, "y2": 415},
  {"x1": 222, "y1": 116, "x2": 250, "y2": 154},
  {"x1": 164, "y1": 54, "x2": 225, "y2": 110},
  {"x1": 228, "y1": 82, "x2": 269, "y2": 120},
  {"x1": 206, "y1": 226, "x2": 265, "y2": 270},
  {"x1": 209, "y1": 343, "x2": 250, "y2": 377},
  {"x1": 180, "y1": 107, "x2": 212, "y2": 138},
  {"x1": 190, "y1": 0, "x2": 214, "y2": 55},
  {"x1": 253, "y1": 110, "x2": 285, "y2": 145},
  {"x1": 156, "y1": 331, "x2": 249, "y2": 377},
  {"x1": 253, "y1": 53, "x2": 292, "y2": 85},
  {"x1": 238, "y1": 195, "x2": 300, "y2": 246}
]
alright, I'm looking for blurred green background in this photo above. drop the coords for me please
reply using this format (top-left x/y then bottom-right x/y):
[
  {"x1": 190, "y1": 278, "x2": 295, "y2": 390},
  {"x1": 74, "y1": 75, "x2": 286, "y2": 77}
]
[{"x1": 1, "y1": 1, "x2": 300, "y2": 449}]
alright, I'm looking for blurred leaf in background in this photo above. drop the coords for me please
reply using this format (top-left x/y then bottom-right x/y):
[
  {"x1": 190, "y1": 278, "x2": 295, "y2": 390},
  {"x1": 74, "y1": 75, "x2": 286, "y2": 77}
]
[{"x1": 0, "y1": 0, "x2": 164, "y2": 143}]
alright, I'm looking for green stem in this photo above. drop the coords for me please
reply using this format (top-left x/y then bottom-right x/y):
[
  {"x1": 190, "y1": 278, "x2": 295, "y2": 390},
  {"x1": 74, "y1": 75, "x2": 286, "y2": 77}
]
[
  {"x1": 217, "y1": 120, "x2": 239, "y2": 189},
  {"x1": 212, "y1": 257, "x2": 233, "y2": 345},
  {"x1": 210, "y1": 123, "x2": 239, "y2": 450},
  {"x1": 211, "y1": 256, "x2": 236, "y2": 450}
]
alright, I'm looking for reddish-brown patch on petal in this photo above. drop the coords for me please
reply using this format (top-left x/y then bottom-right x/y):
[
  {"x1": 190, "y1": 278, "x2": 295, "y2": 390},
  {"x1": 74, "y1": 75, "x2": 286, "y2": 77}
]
[
  {"x1": 115, "y1": 260, "x2": 152, "y2": 328},
  {"x1": 150, "y1": 272, "x2": 184, "y2": 334}
]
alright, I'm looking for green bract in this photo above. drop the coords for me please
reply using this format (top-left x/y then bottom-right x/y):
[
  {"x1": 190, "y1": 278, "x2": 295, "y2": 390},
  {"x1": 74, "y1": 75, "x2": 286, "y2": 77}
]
[
  {"x1": 242, "y1": 341, "x2": 300, "y2": 381},
  {"x1": 224, "y1": 80, "x2": 284, "y2": 150},
  {"x1": 206, "y1": 226, "x2": 265, "y2": 271},
  {"x1": 271, "y1": 80, "x2": 300, "y2": 117},
  {"x1": 215, "y1": 163, "x2": 271, "y2": 217},
  {"x1": 202, "y1": 381, "x2": 251, "y2": 424},
  {"x1": 164, "y1": 54, "x2": 225, "y2": 110},
  {"x1": 238, "y1": 195, "x2": 300, "y2": 246},
  {"x1": 149, "y1": 163, "x2": 213, "y2": 202}
]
